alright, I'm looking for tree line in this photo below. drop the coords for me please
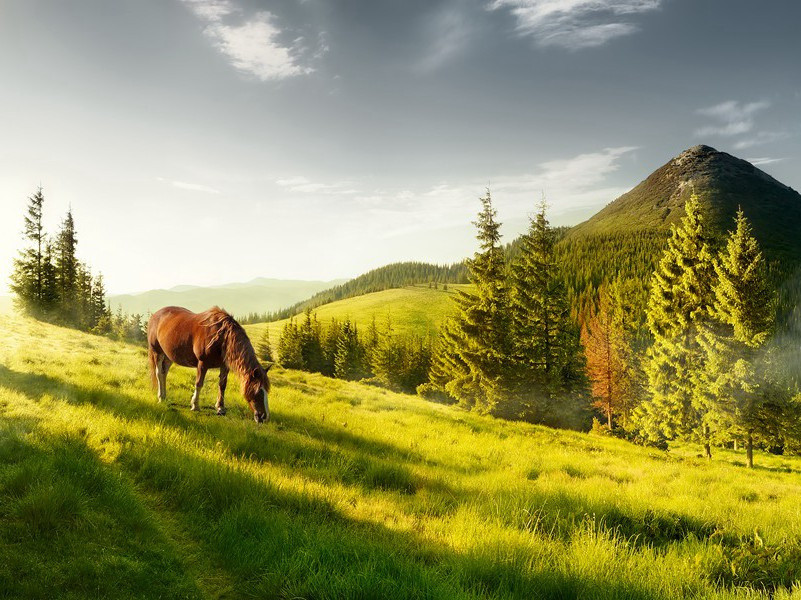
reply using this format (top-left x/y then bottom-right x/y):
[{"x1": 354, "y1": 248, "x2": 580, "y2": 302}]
[
  {"x1": 242, "y1": 261, "x2": 468, "y2": 324},
  {"x1": 9, "y1": 188, "x2": 147, "y2": 343},
  {"x1": 256, "y1": 309, "x2": 433, "y2": 394}
]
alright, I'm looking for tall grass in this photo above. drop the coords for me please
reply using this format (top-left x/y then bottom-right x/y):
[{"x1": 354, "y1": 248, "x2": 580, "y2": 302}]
[{"x1": 1, "y1": 313, "x2": 801, "y2": 599}]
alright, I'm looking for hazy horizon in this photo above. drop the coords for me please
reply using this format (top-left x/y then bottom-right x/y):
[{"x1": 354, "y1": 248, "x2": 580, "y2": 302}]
[{"x1": 2, "y1": 0, "x2": 800, "y2": 294}]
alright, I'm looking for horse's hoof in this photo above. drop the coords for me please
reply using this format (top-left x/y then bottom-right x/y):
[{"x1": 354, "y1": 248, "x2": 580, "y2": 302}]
[
  {"x1": 190, "y1": 405, "x2": 199, "y2": 412},
  {"x1": 216, "y1": 409, "x2": 226, "y2": 416}
]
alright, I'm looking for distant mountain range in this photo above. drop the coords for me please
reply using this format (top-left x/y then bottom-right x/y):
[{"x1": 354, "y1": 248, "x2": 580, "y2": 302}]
[{"x1": 108, "y1": 277, "x2": 347, "y2": 318}]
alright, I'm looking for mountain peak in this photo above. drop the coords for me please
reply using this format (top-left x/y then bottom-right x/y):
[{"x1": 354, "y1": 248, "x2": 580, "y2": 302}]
[{"x1": 567, "y1": 145, "x2": 801, "y2": 264}]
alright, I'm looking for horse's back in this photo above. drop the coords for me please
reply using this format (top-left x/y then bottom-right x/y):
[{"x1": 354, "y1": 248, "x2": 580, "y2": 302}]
[{"x1": 148, "y1": 306, "x2": 227, "y2": 368}]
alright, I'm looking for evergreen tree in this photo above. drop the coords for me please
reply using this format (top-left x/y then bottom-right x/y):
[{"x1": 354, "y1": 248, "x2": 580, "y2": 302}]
[
  {"x1": 509, "y1": 199, "x2": 582, "y2": 421},
  {"x1": 700, "y1": 209, "x2": 775, "y2": 467},
  {"x1": 90, "y1": 274, "x2": 110, "y2": 330},
  {"x1": 638, "y1": 193, "x2": 717, "y2": 456},
  {"x1": 256, "y1": 327, "x2": 274, "y2": 363},
  {"x1": 298, "y1": 309, "x2": 324, "y2": 373},
  {"x1": 429, "y1": 190, "x2": 512, "y2": 412},
  {"x1": 41, "y1": 239, "x2": 60, "y2": 314},
  {"x1": 334, "y1": 319, "x2": 369, "y2": 380},
  {"x1": 10, "y1": 187, "x2": 47, "y2": 315},
  {"x1": 55, "y1": 208, "x2": 79, "y2": 321},
  {"x1": 278, "y1": 319, "x2": 304, "y2": 369}
]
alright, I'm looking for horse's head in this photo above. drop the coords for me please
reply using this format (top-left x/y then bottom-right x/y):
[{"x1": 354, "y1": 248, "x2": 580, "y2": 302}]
[{"x1": 246, "y1": 363, "x2": 272, "y2": 424}]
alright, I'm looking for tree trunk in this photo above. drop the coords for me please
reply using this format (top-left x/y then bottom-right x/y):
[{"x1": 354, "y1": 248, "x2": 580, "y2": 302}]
[
  {"x1": 704, "y1": 442, "x2": 712, "y2": 460},
  {"x1": 747, "y1": 431, "x2": 754, "y2": 469},
  {"x1": 733, "y1": 439, "x2": 738, "y2": 451}
]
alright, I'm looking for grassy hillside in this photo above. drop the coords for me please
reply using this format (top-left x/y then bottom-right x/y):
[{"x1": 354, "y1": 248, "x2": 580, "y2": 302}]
[
  {"x1": 2, "y1": 315, "x2": 801, "y2": 598},
  {"x1": 247, "y1": 284, "x2": 470, "y2": 343},
  {"x1": 263, "y1": 262, "x2": 468, "y2": 322},
  {"x1": 109, "y1": 277, "x2": 346, "y2": 319}
]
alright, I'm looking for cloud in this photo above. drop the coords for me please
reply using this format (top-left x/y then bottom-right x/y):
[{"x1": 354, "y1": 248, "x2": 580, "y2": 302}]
[
  {"x1": 329, "y1": 146, "x2": 638, "y2": 239},
  {"x1": 416, "y1": 8, "x2": 473, "y2": 72},
  {"x1": 275, "y1": 176, "x2": 357, "y2": 195},
  {"x1": 746, "y1": 157, "x2": 784, "y2": 166},
  {"x1": 734, "y1": 130, "x2": 790, "y2": 150},
  {"x1": 694, "y1": 100, "x2": 770, "y2": 137},
  {"x1": 489, "y1": 0, "x2": 662, "y2": 50},
  {"x1": 181, "y1": 1, "x2": 316, "y2": 81},
  {"x1": 170, "y1": 180, "x2": 221, "y2": 194}
]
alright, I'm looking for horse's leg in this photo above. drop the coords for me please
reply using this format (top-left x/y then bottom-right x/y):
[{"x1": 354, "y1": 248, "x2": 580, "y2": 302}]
[
  {"x1": 156, "y1": 354, "x2": 170, "y2": 402},
  {"x1": 216, "y1": 365, "x2": 228, "y2": 416},
  {"x1": 191, "y1": 362, "x2": 207, "y2": 411}
]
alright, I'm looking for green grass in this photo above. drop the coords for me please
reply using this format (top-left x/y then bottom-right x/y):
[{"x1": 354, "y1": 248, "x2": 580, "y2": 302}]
[
  {"x1": 246, "y1": 284, "x2": 469, "y2": 343},
  {"x1": 2, "y1": 314, "x2": 801, "y2": 599}
]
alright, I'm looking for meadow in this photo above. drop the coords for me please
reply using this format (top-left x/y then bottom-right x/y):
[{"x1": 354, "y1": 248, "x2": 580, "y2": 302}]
[
  {"x1": 246, "y1": 284, "x2": 468, "y2": 343},
  {"x1": 2, "y1": 313, "x2": 801, "y2": 599}
]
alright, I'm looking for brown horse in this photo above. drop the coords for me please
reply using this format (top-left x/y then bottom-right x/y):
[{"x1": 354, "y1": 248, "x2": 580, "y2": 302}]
[{"x1": 147, "y1": 306, "x2": 271, "y2": 423}]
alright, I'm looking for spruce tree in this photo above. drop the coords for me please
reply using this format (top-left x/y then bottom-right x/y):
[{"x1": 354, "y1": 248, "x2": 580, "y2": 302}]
[
  {"x1": 278, "y1": 319, "x2": 303, "y2": 369},
  {"x1": 429, "y1": 190, "x2": 511, "y2": 413},
  {"x1": 509, "y1": 199, "x2": 581, "y2": 421},
  {"x1": 256, "y1": 327, "x2": 274, "y2": 364},
  {"x1": 700, "y1": 209, "x2": 775, "y2": 467},
  {"x1": 55, "y1": 208, "x2": 79, "y2": 322},
  {"x1": 10, "y1": 187, "x2": 47, "y2": 315},
  {"x1": 334, "y1": 319, "x2": 369, "y2": 381},
  {"x1": 639, "y1": 193, "x2": 716, "y2": 456}
]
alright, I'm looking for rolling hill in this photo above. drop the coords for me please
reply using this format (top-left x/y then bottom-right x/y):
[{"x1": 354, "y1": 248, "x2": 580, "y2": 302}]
[
  {"x1": 245, "y1": 283, "x2": 469, "y2": 344},
  {"x1": 108, "y1": 277, "x2": 346, "y2": 318},
  {"x1": 2, "y1": 313, "x2": 801, "y2": 598}
]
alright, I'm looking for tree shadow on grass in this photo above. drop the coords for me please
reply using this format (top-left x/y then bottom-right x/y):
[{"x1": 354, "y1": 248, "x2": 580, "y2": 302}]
[
  {"x1": 115, "y1": 428, "x2": 668, "y2": 600},
  {"x1": 4, "y1": 364, "x2": 788, "y2": 596},
  {"x1": 0, "y1": 413, "x2": 203, "y2": 600},
  {"x1": 0, "y1": 365, "x2": 445, "y2": 498}
]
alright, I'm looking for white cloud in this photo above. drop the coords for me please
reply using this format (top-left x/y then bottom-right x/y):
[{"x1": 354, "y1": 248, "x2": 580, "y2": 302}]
[
  {"x1": 275, "y1": 176, "x2": 357, "y2": 195},
  {"x1": 170, "y1": 180, "x2": 221, "y2": 194},
  {"x1": 734, "y1": 130, "x2": 789, "y2": 150},
  {"x1": 327, "y1": 146, "x2": 638, "y2": 240},
  {"x1": 416, "y1": 8, "x2": 473, "y2": 72},
  {"x1": 694, "y1": 100, "x2": 770, "y2": 137},
  {"x1": 489, "y1": 0, "x2": 662, "y2": 50},
  {"x1": 182, "y1": 0, "x2": 237, "y2": 22},
  {"x1": 746, "y1": 157, "x2": 784, "y2": 166},
  {"x1": 181, "y1": 1, "x2": 315, "y2": 81}
]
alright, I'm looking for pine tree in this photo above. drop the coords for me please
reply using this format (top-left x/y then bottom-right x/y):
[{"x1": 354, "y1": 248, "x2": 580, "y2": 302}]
[
  {"x1": 10, "y1": 187, "x2": 47, "y2": 315},
  {"x1": 278, "y1": 319, "x2": 304, "y2": 369},
  {"x1": 700, "y1": 209, "x2": 775, "y2": 467},
  {"x1": 90, "y1": 274, "x2": 110, "y2": 330},
  {"x1": 256, "y1": 327, "x2": 274, "y2": 364},
  {"x1": 334, "y1": 319, "x2": 369, "y2": 380},
  {"x1": 638, "y1": 193, "x2": 716, "y2": 456},
  {"x1": 429, "y1": 190, "x2": 511, "y2": 412},
  {"x1": 55, "y1": 208, "x2": 79, "y2": 322},
  {"x1": 509, "y1": 199, "x2": 582, "y2": 421}
]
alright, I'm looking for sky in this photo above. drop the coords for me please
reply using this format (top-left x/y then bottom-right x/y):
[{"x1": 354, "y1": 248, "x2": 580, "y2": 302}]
[{"x1": 1, "y1": 0, "x2": 800, "y2": 294}]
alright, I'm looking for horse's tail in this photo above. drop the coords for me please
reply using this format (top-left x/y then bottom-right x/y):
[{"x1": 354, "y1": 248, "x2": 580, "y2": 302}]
[{"x1": 148, "y1": 347, "x2": 158, "y2": 389}]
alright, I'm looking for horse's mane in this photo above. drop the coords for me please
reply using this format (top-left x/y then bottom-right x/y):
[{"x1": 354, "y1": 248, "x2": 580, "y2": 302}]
[{"x1": 201, "y1": 307, "x2": 268, "y2": 398}]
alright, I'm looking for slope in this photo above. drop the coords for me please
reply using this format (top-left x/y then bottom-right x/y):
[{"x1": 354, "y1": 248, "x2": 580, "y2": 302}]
[
  {"x1": 2, "y1": 314, "x2": 801, "y2": 598},
  {"x1": 246, "y1": 283, "x2": 469, "y2": 344},
  {"x1": 566, "y1": 145, "x2": 801, "y2": 265}
]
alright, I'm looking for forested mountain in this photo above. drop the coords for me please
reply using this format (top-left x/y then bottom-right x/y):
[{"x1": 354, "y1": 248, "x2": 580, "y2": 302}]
[
  {"x1": 255, "y1": 262, "x2": 468, "y2": 322},
  {"x1": 551, "y1": 146, "x2": 801, "y2": 320},
  {"x1": 567, "y1": 145, "x2": 801, "y2": 265}
]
